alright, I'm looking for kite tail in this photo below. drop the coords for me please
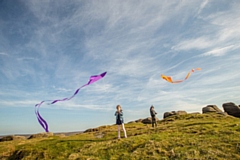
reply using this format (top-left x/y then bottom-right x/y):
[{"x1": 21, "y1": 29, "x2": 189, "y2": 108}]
[
  {"x1": 35, "y1": 102, "x2": 49, "y2": 132},
  {"x1": 50, "y1": 84, "x2": 88, "y2": 104},
  {"x1": 161, "y1": 68, "x2": 201, "y2": 83},
  {"x1": 35, "y1": 71, "x2": 107, "y2": 132}
]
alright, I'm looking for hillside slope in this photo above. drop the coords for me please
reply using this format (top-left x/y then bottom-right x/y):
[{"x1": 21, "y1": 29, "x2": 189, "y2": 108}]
[{"x1": 1, "y1": 113, "x2": 240, "y2": 160}]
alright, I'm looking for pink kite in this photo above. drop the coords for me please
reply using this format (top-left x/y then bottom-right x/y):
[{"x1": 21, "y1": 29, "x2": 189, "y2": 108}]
[
  {"x1": 35, "y1": 71, "x2": 107, "y2": 132},
  {"x1": 161, "y1": 68, "x2": 201, "y2": 83}
]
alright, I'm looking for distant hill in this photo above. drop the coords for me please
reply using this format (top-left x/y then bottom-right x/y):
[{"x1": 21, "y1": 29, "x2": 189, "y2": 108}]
[{"x1": 1, "y1": 113, "x2": 240, "y2": 159}]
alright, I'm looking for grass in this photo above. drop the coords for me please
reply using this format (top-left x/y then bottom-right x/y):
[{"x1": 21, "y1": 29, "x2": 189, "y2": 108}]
[{"x1": 1, "y1": 113, "x2": 240, "y2": 159}]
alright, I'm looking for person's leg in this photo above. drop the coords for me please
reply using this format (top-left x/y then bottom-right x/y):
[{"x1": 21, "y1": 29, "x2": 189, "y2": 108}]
[
  {"x1": 118, "y1": 125, "x2": 121, "y2": 139},
  {"x1": 122, "y1": 123, "x2": 127, "y2": 138},
  {"x1": 151, "y1": 117, "x2": 154, "y2": 127}
]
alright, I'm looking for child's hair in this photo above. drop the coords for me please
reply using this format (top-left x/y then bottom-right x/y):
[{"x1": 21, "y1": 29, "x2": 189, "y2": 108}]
[
  {"x1": 150, "y1": 105, "x2": 154, "y2": 110},
  {"x1": 116, "y1": 105, "x2": 122, "y2": 111}
]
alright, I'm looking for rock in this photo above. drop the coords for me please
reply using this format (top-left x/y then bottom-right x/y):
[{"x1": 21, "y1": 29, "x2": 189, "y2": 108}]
[
  {"x1": 28, "y1": 132, "x2": 54, "y2": 139},
  {"x1": 135, "y1": 119, "x2": 143, "y2": 123},
  {"x1": 141, "y1": 117, "x2": 159, "y2": 124},
  {"x1": 163, "y1": 112, "x2": 173, "y2": 118},
  {"x1": 127, "y1": 121, "x2": 136, "y2": 124},
  {"x1": 0, "y1": 135, "x2": 26, "y2": 142},
  {"x1": 223, "y1": 102, "x2": 240, "y2": 118},
  {"x1": 163, "y1": 111, "x2": 187, "y2": 119},
  {"x1": 202, "y1": 105, "x2": 223, "y2": 114},
  {"x1": 84, "y1": 128, "x2": 99, "y2": 133}
]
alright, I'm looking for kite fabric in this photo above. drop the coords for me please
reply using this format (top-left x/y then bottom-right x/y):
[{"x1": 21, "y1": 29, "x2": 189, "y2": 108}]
[
  {"x1": 161, "y1": 68, "x2": 201, "y2": 83},
  {"x1": 35, "y1": 71, "x2": 107, "y2": 132}
]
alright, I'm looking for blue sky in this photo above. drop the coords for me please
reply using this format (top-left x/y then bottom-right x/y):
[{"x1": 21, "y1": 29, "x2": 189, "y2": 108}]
[{"x1": 0, "y1": 0, "x2": 240, "y2": 135}]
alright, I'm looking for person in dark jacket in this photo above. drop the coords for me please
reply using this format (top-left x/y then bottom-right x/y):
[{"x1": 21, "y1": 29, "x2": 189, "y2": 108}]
[
  {"x1": 150, "y1": 105, "x2": 157, "y2": 128},
  {"x1": 115, "y1": 105, "x2": 127, "y2": 139}
]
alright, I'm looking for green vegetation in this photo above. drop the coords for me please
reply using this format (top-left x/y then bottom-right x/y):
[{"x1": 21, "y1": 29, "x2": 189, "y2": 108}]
[{"x1": 1, "y1": 113, "x2": 240, "y2": 159}]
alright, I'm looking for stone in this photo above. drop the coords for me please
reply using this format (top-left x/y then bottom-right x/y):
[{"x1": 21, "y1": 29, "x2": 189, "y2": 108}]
[
  {"x1": 223, "y1": 102, "x2": 240, "y2": 118},
  {"x1": 84, "y1": 128, "x2": 99, "y2": 133},
  {"x1": 202, "y1": 105, "x2": 223, "y2": 114},
  {"x1": 163, "y1": 110, "x2": 187, "y2": 119},
  {"x1": 0, "y1": 135, "x2": 26, "y2": 142},
  {"x1": 28, "y1": 132, "x2": 54, "y2": 139},
  {"x1": 135, "y1": 119, "x2": 143, "y2": 123},
  {"x1": 141, "y1": 117, "x2": 159, "y2": 124}
]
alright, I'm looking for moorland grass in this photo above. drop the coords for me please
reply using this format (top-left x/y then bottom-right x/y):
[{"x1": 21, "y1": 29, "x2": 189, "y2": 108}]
[{"x1": 1, "y1": 113, "x2": 240, "y2": 159}]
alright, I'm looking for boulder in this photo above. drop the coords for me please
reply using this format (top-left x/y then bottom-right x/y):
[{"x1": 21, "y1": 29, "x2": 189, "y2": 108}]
[
  {"x1": 202, "y1": 105, "x2": 223, "y2": 114},
  {"x1": 163, "y1": 111, "x2": 187, "y2": 119},
  {"x1": 28, "y1": 132, "x2": 53, "y2": 139},
  {"x1": 141, "y1": 117, "x2": 159, "y2": 124},
  {"x1": 223, "y1": 102, "x2": 240, "y2": 118}
]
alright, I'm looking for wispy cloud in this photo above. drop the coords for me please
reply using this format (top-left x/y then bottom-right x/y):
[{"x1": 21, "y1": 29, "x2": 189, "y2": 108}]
[
  {"x1": 196, "y1": 0, "x2": 209, "y2": 16},
  {"x1": 172, "y1": 36, "x2": 214, "y2": 51},
  {"x1": 201, "y1": 45, "x2": 239, "y2": 57},
  {"x1": 0, "y1": 52, "x2": 9, "y2": 56}
]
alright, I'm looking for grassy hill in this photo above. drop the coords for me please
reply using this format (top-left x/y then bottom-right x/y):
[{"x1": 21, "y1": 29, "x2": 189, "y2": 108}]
[{"x1": 1, "y1": 113, "x2": 240, "y2": 160}]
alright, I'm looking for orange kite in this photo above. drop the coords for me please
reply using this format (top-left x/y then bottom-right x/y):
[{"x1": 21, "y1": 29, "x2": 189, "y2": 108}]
[{"x1": 161, "y1": 68, "x2": 201, "y2": 83}]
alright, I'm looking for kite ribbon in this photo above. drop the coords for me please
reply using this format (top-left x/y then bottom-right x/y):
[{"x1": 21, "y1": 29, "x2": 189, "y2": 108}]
[
  {"x1": 35, "y1": 71, "x2": 107, "y2": 132},
  {"x1": 161, "y1": 68, "x2": 201, "y2": 83}
]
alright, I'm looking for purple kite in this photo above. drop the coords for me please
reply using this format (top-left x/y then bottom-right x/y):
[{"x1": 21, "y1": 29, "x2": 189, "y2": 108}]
[{"x1": 35, "y1": 71, "x2": 107, "y2": 132}]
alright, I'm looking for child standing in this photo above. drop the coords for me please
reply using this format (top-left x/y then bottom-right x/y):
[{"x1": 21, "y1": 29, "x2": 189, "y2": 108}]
[
  {"x1": 150, "y1": 105, "x2": 158, "y2": 128},
  {"x1": 115, "y1": 105, "x2": 127, "y2": 139}
]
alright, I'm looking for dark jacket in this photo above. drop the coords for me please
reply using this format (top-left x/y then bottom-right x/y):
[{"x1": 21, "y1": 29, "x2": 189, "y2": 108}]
[
  {"x1": 150, "y1": 109, "x2": 157, "y2": 117},
  {"x1": 115, "y1": 111, "x2": 124, "y2": 123}
]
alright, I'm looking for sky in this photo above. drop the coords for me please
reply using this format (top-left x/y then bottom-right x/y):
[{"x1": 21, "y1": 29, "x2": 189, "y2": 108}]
[{"x1": 0, "y1": 0, "x2": 240, "y2": 136}]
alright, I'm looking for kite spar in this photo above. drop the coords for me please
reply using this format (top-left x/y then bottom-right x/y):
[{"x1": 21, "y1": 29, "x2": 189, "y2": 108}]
[{"x1": 35, "y1": 71, "x2": 107, "y2": 132}]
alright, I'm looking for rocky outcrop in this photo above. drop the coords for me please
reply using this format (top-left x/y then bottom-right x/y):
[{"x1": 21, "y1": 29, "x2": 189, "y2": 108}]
[
  {"x1": 163, "y1": 111, "x2": 187, "y2": 119},
  {"x1": 0, "y1": 135, "x2": 26, "y2": 142},
  {"x1": 28, "y1": 132, "x2": 54, "y2": 139},
  {"x1": 202, "y1": 105, "x2": 223, "y2": 114},
  {"x1": 84, "y1": 128, "x2": 99, "y2": 133},
  {"x1": 141, "y1": 117, "x2": 159, "y2": 124},
  {"x1": 135, "y1": 119, "x2": 143, "y2": 123},
  {"x1": 223, "y1": 102, "x2": 240, "y2": 118}
]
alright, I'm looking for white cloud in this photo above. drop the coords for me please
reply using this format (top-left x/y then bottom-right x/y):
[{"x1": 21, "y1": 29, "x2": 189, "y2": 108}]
[
  {"x1": 172, "y1": 37, "x2": 214, "y2": 51},
  {"x1": 0, "y1": 100, "x2": 37, "y2": 107},
  {"x1": 0, "y1": 52, "x2": 8, "y2": 56},
  {"x1": 201, "y1": 45, "x2": 239, "y2": 57},
  {"x1": 196, "y1": 0, "x2": 209, "y2": 15}
]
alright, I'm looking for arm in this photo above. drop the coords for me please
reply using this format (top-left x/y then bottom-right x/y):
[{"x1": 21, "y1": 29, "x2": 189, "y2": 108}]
[
  {"x1": 119, "y1": 111, "x2": 123, "y2": 116},
  {"x1": 151, "y1": 110, "x2": 157, "y2": 116}
]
